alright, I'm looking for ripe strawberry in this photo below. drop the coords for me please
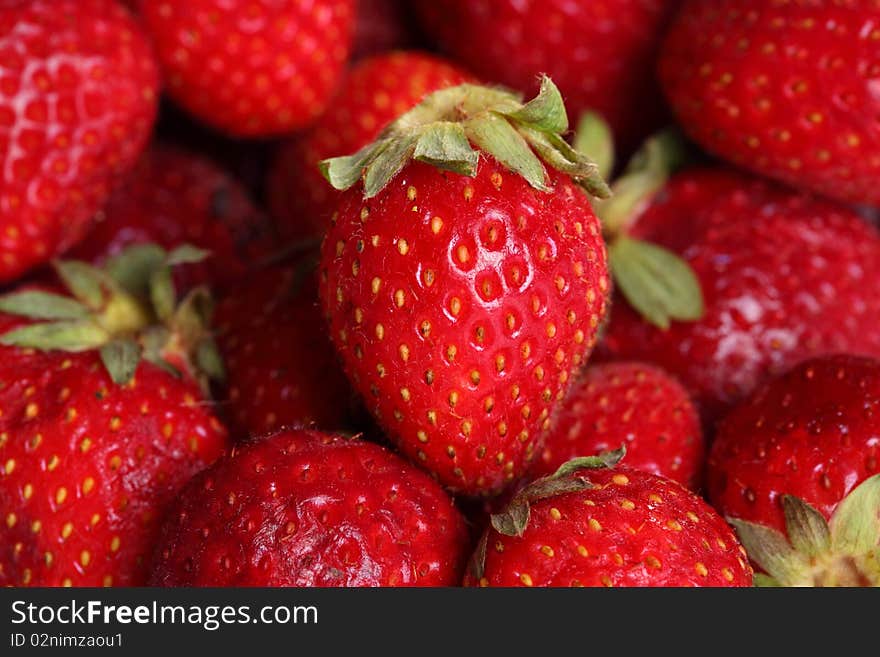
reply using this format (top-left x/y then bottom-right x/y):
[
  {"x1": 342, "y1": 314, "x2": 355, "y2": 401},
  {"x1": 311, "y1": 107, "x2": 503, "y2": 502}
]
[
  {"x1": 464, "y1": 456, "x2": 753, "y2": 587},
  {"x1": 0, "y1": 247, "x2": 229, "y2": 587},
  {"x1": 708, "y1": 354, "x2": 880, "y2": 586},
  {"x1": 215, "y1": 264, "x2": 355, "y2": 438},
  {"x1": 267, "y1": 51, "x2": 473, "y2": 240},
  {"x1": 70, "y1": 144, "x2": 277, "y2": 291},
  {"x1": 660, "y1": 0, "x2": 880, "y2": 206},
  {"x1": 138, "y1": 0, "x2": 355, "y2": 137},
  {"x1": 352, "y1": 0, "x2": 414, "y2": 60},
  {"x1": 149, "y1": 429, "x2": 470, "y2": 586},
  {"x1": 0, "y1": 0, "x2": 159, "y2": 284},
  {"x1": 598, "y1": 168, "x2": 880, "y2": 425},
  {"x1": 530, "y1": 362, "x2": 703, "y2": 490},
  {"x1": 414, "y1": 0, "x2": 680, "y2": 152},
  {"x1": 319, "y1": 78, "x2": 612, "y2": 495}
]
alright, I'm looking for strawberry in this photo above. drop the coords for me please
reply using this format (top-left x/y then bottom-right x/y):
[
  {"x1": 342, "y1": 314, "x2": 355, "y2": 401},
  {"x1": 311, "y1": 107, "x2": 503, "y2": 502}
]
[
  {"x1": 464, "y1": 455, "x2": 753, "y2": 587},
  {"x1": 319, "y1": 78, "x2": 612, "y2": 496},
  {"x1": 660, "y1": 0, "x2": 880, "y2": 206},
  {"x1": 0, "y1": 246, "x2": 229, "y2": 587},
  {"x1": 215, "y1": 264, "x2": 355, "y2": 438},
  {"x1": 708, "y1": 354, "x2": 880, "y2": 587},
  {"x1": 352, "y1": 0, "x2": 414, "y2": 60},
  {"x1": 597, "y1": 168, "x2": 880, "y2": 425},
  {"x1": 149, "y1": 429, "x2": 470, "y2": 586},
  {"x1": 0, "y1": 0, "x2": 159, "y2": 284},
  {"x1": 138, "y1": 0, "x2": 355, "y2": 137},
  {"x1": 70, "y1": 144, "x2": 277, "y2": 291},
  {"x1": 267, "y1": 51, "x2": 473, "y2": 240},
  {"x1": 530, "y1": 362, "x2": 704, "y2": 490},
  {"x1": 414, "y1": 0, "x2": 680, "y2": 153}
]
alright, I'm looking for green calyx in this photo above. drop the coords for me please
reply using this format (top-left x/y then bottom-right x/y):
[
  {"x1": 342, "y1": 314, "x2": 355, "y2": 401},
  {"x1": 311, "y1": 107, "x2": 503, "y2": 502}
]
[
  {"x1": 577, "y1": 115, "x2": 704, "y2": 330},
  {"x1": 0, "y1": 244, "x2": 223, "y2": 392},
  {"x1": 729, "y1": 474, "x2": 880, "y2": 587},
  {"x1": 320, "y1": 76, "x2": 611, "y2": 200}
]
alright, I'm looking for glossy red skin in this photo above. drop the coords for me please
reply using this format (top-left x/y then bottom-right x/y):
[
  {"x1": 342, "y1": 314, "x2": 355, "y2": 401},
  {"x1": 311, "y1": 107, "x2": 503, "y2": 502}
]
[
  {"x1": 268, "y1": 51, "x2": 472, "y2": 240},
  {"x1": 708, "y1": 354, "x2": 880, "y2": 535},
  {"x1": 0, "y1": 312, "x2": 229, "y2": 587},
  {"x1": 660, "y1": 0, "x2": 880, "y2": 206},
  {"x1": 465, "y1": 466, "x2": 752, "y2": 587},
  {"x1": 139, "y1": 0, "x2": 355, "y2": 137},
  {"x1": 150, "y1": 429, "x2": 470, "y2": 587},
  {"x1": 0, "y1": 0, "x2": 159, "y2": 284},
  {"x1": 598, "y1": 169, "x2": 880, "y2": 426},
  {"x1": 531, "y1": 362, "x2": 704, "y2": 490},
  {"x1": 215, "y1": 265, "x2": 354, "y2": 438},
  {"x1": 71, "y1": 144, "x2": 276, "y2": 291},
  {"x1": 414, "y1": 0, "x2": 679, "y2": 153},
  {"x1": 321, "y1": 159, "x2": 609, "y2": 496},
  {"x1": 352, "y1": 0, "x2": 414, "y2": 60}
]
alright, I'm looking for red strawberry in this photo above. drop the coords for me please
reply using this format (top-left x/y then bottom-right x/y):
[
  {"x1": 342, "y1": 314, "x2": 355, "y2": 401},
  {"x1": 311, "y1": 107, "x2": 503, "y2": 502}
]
[
  {"x1": 0, "y1": 0, "x2": 159, "y2": 284},
  {"x1": 352, "y1": 0, "x2": 414, "y2": 60},
  {"x1": 319, "y1": 78, "x2": 612, "y2": 495},
  {"x1": 598, "y1": 168, "x2": 880, "y2": 425},
  {"x1": 531, "y1": 362, "x2": 704, "y2": 490},
  {"x1": 414, "y1": 0, "x2": 680, "y2": 153},
  {"x1": 0, "y1": 247, "x2": 229, "y2": 587},
  {"x1": 139, "y1": 0, "x2": 355, "y2": 137},
  {"x1": 149, "y1": 429, "x2": 470, "y2": 586},
  {"x1": 660, "y1": 0, "x2": 880, "y2": 206},
  {"x1": 70, "y1": 144, "x2": 277, "y2": 291},
  {"x1": 708, "y1": 354, "x2": 880, "y2": 586},
  {"x1": 464, "y1": 457, "x2": 753, "y2": 587},
  {"x1": 267, "y1": 51, "x2": 473, "y2": 240},
  {"x1": 215, "y1": 264, "x2": 355, "y2": 438}
]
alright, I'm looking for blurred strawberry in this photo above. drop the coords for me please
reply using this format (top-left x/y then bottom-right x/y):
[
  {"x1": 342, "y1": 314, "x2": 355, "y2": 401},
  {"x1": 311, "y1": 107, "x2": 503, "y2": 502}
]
[
  {"x1": 414, "y1": 0, "x2": 680, "y2": 153},
  {"x1": 353, "y1": 0, "x2": 414, "y2": 59},
  {"x1": 138, "y1": 0, "x2": 356, "y2": 137},
  {"x1": 0, "y1": 0, "x2": 159, "y2": 284},
  {"x1": 267, "y1": 51, "x2": 472, "y2": 239},
  {"x1": 70, "y1": 144, "x2": 277, "y2": 291}
]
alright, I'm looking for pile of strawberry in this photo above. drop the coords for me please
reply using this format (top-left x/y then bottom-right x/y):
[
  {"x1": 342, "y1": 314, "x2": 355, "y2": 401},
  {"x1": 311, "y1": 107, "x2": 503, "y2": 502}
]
[{"x1": 1, "y1": 0, "x2": 878, "y2": 589}]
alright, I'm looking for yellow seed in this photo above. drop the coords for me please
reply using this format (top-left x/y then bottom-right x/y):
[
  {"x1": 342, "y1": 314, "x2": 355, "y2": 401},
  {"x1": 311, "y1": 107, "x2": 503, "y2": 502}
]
[
  {"x1": 431, "y1": 216, "x2": 443, "y2": 234},
  {"x1": 80, "y1": 551, "x2": 91, "y2": 567},
  {"x1": 55, "y1": 487, "x2": 67, "y2": 504},
  {"x1": 589, "y1": 518, "x2": 602, "y2": 531},
  {"x1": 6, "y1": 512, "x2": 16, "y2": 528},
  {"x1": 612, "y1": 473, "x2": 630, "y2": 485},
  {"x1": 520, "y1": 573, "x2": 533, "y2": 587},
  {"x1": 3, "y1": 458, "x2": 14, "y2": 474},
  {"x1": 61, "y1": 522, "x2": 73, "y2": 539},
  {"x1": 397, "y1": 239, "x2": 409, "y2": 255},
  {"x1": 110, "y1": 536, "x2": 121, "y2": 552},
  {"x1": 371, "y1": 277, "x2": 382, "y2": 294},
  {"x1": 577, "y1": 545, "x2": 588, "y2": 557},
  {"x1": 541, "y1": 545, "x2": 554, "y2": 557},
  {"x1": 695, "y1": 562, "x2": 708, "y2": 577},
  {"x1": 549, "y1": 508, "x2": 562, "y2": 520},
  {"x1": 82, "y1": 477, "x2": 95, "y2": 494},
  {"x1": 620, "y1": 499, "x2": 635, "y2": 510}
]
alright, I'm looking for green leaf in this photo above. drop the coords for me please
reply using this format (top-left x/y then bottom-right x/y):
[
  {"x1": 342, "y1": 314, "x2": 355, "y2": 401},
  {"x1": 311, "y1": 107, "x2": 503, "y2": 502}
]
[
  {"x1": 412, "y1": 121, "x2": 479, "y2": 176},
  {"x1": 173, "y1": 287, "x2": 214, "y2": 346},
  {"x1": 99, "y1": 338, "x2": 142, "y2": 385},
  {"x1": 752, "y1": 573, "x2": 781, "y2": 587},
  {"x1": 53, "y1": 260, "x2": 109, "y2": 310},
  {"x1": 596, "y1": 169, "x2": 665, "y2": 235},
  {"x1": 782, "y1": 495, "x2": 831, "y2": 557},
  {"x1": 504, "y1": 75, "x2": 568, "y2": 134},
  {"x1": 550, "y1": 447, "x2": 626, "y2": 478},
  {"x1": 465, "y1": 112, "x2": 548, "y2": 191},
  {"x1": 468, "y1": 531, "x2": 489, "y2": 581},
  {"x1": 195, "y1": 338, "x2": 225, "y2": 383},
  {"x1": 609, "y1": 236, "x2": 704, "y2": 330},
  {"x1": 0, "y1": 320, "x2": 109, "y2": 352},
  {"x1": 0, "y1": 291, "x2": 90, "y2": 321},
  {"x1": 521, "y1": 126, "x2": 611, "y2": 199},
  {"x1": 105, "y1": 244, "x2": 166, "y2": 299},
  {"x1": 573, "y1": 112, "x2": 615, "y2": 180},
  {"x1": 166, "y1": 244, "x2": 210, "y2": 266},
  {"x1": 149, "y1": 267, "x2": 176, "y2": 324},
  {"x1": 319, "y1": 141, "x2": 379, "y2": 191},
  {"x1": 729, "y1": 518, "x2": 811, "y2": 586},
  {"x1": 829, "y1": 474, "x2": 880, "y2": 555},
  {"x1": 490, "y1": 498, "x2": 530, "y2": 538},
  {"x1": 624, "y1": 127, "x2": 686, "y2": 178},
  {"x1": 363, "y1": 135, "x2": 418, "y2": 198}
]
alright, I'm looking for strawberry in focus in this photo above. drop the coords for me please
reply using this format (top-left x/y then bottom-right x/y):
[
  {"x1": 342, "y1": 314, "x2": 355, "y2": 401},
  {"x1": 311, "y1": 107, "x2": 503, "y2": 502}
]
[
  {"x1": 138, "y1": 0, "x2": 356, "y2": 137},
  {"x1": 149, "y1": 429, "x2": 470, "y2": 587},
  {"x1": 71, "y1": 144, "x2": 277, "y2": 291},
  {"x1": 215, "y1": 264, "x2": 355, "y2": 438},
  {"x1": 0, "y1": 247, "x2": 229, "y2": 587},
  {"x1": 531, "y1": 362, "x2": 703, "y2": 491},
  {"x1": 0, "y1": 0, "x2": 159, "y2": 284},
  {"x1": 660, "y1": 0, "x2": 880, "y2": 206},
  {"x1": 267, "y1": 51, "x2": 473, "y2": 240},
  {"x1": 415, "y1": 0, "x2": 680, "y2": 153},
  {"x1": 465, "y1": 455, "x2": 753, "y2": 587},
  {"x1": 708, "y1": 354, "x2": 880, "y2": 586},
  {"x1": 598, "y1": 168, "x2": 880, "y2": 425},
  {"x1": 319, "y1": 78, "x2": 612, "y2": 495}
]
